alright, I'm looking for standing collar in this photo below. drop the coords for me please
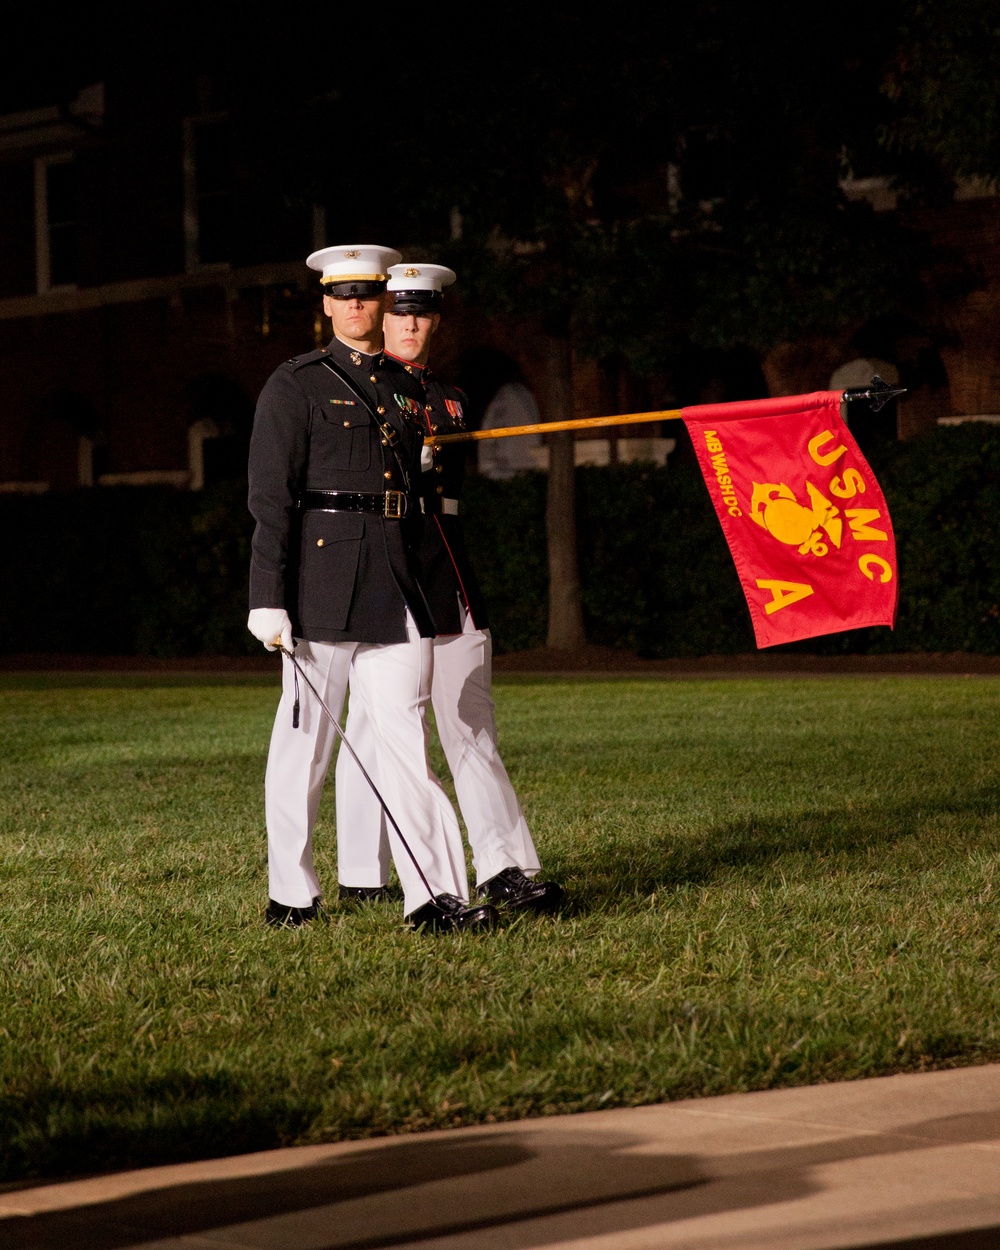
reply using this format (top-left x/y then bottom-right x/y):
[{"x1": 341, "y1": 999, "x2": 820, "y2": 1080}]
[
  {"x1": 325, "y1": 336, "x2": 386, "y2": 369},
  {"x1": 384, "y1": 350, "x2": 429, "y2": 376}
]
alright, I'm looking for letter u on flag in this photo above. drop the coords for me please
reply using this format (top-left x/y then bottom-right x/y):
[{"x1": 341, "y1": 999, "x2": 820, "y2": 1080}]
[{"x1": 682, "y1": 391, "x2": 898, "y2": 649}]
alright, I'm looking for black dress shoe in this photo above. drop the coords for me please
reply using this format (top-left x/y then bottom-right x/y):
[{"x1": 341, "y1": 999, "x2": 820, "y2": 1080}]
[
  {"x1": 407, "y1": 893, "x2": 499, "y2": 934},
  {"x1": 265, "y1": 896, "x2": 324, "y2": 927},
  {"x1": 338, "y1": 884, "x2": 391, "y2": 903},
  {"x1": 477, "y1": 866, "x2": 564, "y2": 913}
]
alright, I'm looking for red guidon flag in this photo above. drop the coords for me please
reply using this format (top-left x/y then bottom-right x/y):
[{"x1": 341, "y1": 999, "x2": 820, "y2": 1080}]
[{"x1": 682, "y1": 391, "x2": 898, "y2": 648}]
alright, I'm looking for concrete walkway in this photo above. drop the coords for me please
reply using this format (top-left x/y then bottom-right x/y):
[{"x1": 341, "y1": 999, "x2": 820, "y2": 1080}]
[{"x1": 5, "y1": 1066, "x2": 1000, "y2": 1249}]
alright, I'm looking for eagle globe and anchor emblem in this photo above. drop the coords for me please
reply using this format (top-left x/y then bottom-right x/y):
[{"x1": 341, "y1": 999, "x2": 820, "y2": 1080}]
[{"x1": 749, "y1": 480, "x2": 843, "y2": 557}]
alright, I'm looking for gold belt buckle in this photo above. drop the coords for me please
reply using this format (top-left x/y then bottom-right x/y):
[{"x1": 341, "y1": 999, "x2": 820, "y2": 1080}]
[{"x1": 383, "y1": 490, "x2": 406, "y2": 519}]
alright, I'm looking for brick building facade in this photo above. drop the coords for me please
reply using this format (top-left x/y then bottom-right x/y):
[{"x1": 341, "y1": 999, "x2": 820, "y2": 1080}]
[{"x1": 1, "y1": 78, "x2": 998, "y2": 496}]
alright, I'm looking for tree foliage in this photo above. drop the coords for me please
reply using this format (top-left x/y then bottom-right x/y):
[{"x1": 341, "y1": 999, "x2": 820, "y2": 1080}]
[
  {"x1": 349, "y1": 2, "x2": 936, "y2": 376},
  {"x1": 15, "y1": 1, "x2": 995, "y2": 375},
  {"x1": 882, "y1": 0, "x2": 1000, "y2": 184}
]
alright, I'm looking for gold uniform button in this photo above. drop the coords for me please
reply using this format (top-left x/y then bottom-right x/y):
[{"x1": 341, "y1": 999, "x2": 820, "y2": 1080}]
[
  {"x1": 369, "y1": 374, "x2": 377, "y2": 383},
  {"x1": 381, "y1": 437, "x2": 389, "y2": 446},
  {"x1": 435, "y1": 465, "x2": 443, "y2": 473},
  {"x1": 343, "y1": 420, "x2": 350, "y2": 427},
  {"x1": 384, "y1": 470, "x2": 392, "y2": 480},
  {"x1": 436, "y1": 485, "x2": 444, "y2": 495},
  {"x1": 317, "y1": 538, "x2": 325, "y2": 547},
  {"x1": 425, "y1": 405, "x2": 433, "y2": 413},
  {"x1": 431, "y1": 424, "x2": 439, "y2": 432},
  {"x1": 377, "y1": 405, "x2": 386, "y2": 414}
]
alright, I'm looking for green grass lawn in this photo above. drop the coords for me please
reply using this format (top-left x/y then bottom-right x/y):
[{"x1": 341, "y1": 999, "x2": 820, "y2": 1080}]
[{"x1": 2, "y1": 672, "x2": 999, "y2": 1182}]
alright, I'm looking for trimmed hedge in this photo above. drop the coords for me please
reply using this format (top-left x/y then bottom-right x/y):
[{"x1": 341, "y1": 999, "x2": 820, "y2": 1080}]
[
  {"x1": 3, "y1": 423, "x2": 999, "y2": 657},
  {"x1": 467, "y1": 423, "x2": 1000, "y2": 657},
  {"x1": 3, "y1": 483, "x2": 256, "y2": 658}
]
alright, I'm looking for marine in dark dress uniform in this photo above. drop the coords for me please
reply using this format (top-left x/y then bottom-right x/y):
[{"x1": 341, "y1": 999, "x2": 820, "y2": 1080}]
[
  {"x1": 247, "y1": 245, "x2": 497, "y2": 933},
  {"x1": 335, "y1": 262, "x2": 563, "y2": 913}
]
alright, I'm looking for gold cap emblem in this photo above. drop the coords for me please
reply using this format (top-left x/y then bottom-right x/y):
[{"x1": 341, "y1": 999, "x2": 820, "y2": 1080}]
[
  {"x1": 344, "y1": 250, "x2": 360, "y2": 259},
  {"x1": 404, "y1": 267, "x2": 420, "y2": 277}
]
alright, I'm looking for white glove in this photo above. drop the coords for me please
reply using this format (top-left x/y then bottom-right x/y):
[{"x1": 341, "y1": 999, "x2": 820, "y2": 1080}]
[
  {"x1": 420, "y1": 441, "x2": 435, "y2": 471},
  {"x1": 247, "y1": 608, "x2": 293, "y2": 652}
]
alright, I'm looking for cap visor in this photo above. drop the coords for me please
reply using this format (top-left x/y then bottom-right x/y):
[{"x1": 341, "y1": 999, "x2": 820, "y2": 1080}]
[{"x1": 324, "y1": 280, "x2": 388, "y2": 298}]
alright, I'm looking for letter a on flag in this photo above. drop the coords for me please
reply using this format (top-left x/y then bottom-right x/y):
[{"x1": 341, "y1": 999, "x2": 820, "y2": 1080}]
[{"x1": 681, "y1": 391, "x2": 898, "y2": 648}]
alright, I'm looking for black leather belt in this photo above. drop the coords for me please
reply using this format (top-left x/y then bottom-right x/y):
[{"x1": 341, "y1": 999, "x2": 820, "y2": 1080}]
[{"x1": 300, "y1": 489, "x2": 408, "y2": 519}]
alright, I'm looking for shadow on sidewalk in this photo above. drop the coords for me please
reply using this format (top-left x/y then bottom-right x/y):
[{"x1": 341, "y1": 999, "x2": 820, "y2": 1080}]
[
  {"x1": 844, "y1": 1228, "x2": 1000, "y2": 1249},
  {"x1": 8, "y1": 1130, "x2": 708, "y2": 1248},
  {"x1": 10, "y1": 1107, "x2": 1000, "y2": 1249}
]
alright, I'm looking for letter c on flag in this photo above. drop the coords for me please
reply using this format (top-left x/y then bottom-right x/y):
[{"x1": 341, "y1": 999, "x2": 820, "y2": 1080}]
[{"x1": 859, "y1": 554, "x2": 893, "y2": 583}]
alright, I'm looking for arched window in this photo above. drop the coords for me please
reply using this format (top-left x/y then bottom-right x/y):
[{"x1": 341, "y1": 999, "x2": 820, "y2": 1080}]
[
  {"x1": 23, "y1": 389, "x2": 101, "y2": 491},
  {"x1": 187, "y1": 418, "x2": 221, "y2": 491},
  {"x1": 829, "y1": 358, "x2": 900, "y2": 450},
  {"x1": 183, "y1": 374, "x2": 253, "y2": 489}
]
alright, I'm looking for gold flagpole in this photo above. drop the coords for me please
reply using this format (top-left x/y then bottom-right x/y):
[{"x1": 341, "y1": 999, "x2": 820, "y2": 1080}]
[
  {"x1": 432, "y1": 408, "x2": 682, "y2": 445},
  {"x1": 432, "y1": 380, "x2": 902, "y2": 445}
]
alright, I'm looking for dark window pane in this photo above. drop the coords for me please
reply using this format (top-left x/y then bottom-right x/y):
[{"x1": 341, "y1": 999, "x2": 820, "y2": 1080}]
[
  {"x1": 47, "y1": 162, "x2": 76, "y2": 285},
  {"x1": 195, "y1": 122, "x2": 231, "y2": 196},
  {"x1": 47, "y1": 161, "x2": 75, "y2": 224},
  {"x1": 194, "y1": 120, "x2": 232, "y2": 263},
  {"x1": 0, "y1": 161, "x2": 36, "y2": 297},
  {"x1": 198, "y1": 192, "x2": 232, "y2": 264},
  {"x1": 49, "y1": 222, "x2": 76, "y2": 285},
  {"x1": 203, "y1": 433, "x2": 246, "y2": 483}
]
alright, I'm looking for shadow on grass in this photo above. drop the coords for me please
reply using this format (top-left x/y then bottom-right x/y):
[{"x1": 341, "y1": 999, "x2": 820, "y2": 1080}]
[
  {"x1": 575, "y1": 784, "x2": 1000, "y2": 910},
  {"x1": 0, "y1": 1074, "x2": 320, "y2": 1183}
]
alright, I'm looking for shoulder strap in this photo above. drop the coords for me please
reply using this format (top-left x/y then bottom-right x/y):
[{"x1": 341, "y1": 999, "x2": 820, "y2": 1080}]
[
  {"x1": 318, "y1": 355, "x2": 378, "y2": 414},
  {"x1": 319, "y1": 356, "x2": 412, "y2": 491}
]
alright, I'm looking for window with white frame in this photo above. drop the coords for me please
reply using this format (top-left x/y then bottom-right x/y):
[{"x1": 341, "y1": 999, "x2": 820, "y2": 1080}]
[
  {"x1": 183, "y1": 114, "x2": 233, "y2": 270},
  {"x1": 35, "y1": 153, "x2": 77, "y2": 291}
]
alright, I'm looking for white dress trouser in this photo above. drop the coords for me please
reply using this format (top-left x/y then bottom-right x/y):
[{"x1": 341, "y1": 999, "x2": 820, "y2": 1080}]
[
  {"x1": 265, "y1": 622, "x2": 469, "y2": 916},
  {"x1": 335, "y1": 611, "x2": 540, "y2": 888}
]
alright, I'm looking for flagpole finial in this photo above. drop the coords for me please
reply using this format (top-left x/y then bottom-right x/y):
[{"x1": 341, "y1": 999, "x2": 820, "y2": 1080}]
[{"x1": 842, "y1": 374, "x2": 908, "y2": 413}]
